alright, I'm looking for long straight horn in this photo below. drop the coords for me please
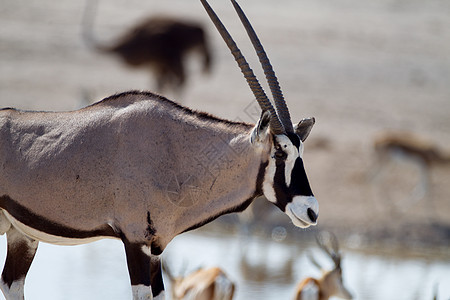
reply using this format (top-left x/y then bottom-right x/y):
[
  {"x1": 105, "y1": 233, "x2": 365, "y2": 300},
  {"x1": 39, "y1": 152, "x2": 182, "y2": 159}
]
[
  {"x1": 230, "y1": 0, "x2": 294, "y2": 133},
  {"x1": 199, "y1": 0, "x2": 285, "y2": 134}
]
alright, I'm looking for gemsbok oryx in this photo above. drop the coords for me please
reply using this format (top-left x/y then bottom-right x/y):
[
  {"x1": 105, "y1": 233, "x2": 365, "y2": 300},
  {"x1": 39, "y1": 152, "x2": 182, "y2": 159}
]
[
  {"x1": 0, "y1": 0, "x2": 318, "y2": 299},
  {"x1": 294, "y1": 232, "x2": 352, "y2": 300},
  {"x1": 163, "y1": 264, "x2": 235, "y2": 300},
  {"x1": 82, "y1": 0, "x2": 212, "y2": 92}
]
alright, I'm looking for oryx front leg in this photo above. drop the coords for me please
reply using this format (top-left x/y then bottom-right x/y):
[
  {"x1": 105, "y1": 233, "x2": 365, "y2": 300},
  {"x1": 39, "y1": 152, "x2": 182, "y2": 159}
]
[
  {"x1": 123, "y1": 242, "x2": 165, "y2": 300},
  {"x1": 0, "y1": 226, "x2": 38, "y2": 300}
]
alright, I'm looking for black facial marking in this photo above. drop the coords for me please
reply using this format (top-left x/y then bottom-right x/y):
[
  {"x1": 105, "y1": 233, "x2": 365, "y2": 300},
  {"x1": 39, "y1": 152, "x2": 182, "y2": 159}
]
[
  {"x1": 0, "y1": 195, "x2": 117, "y2": 239},
  {"x1": 286, "y1": 132, "x2": 301, "y2": 149},
  {"x1": 273, "y1": 159, "x2": 290, "y2": 211},
  {"x1": 289, "y1": 158, "x2": 314, "y2": 197},
  {"x1": 273, "y1": 141, "x2": 287, "y2": 161},
  {"x1": 272, "y1": 154, "x2": 313, "y2": 211}
]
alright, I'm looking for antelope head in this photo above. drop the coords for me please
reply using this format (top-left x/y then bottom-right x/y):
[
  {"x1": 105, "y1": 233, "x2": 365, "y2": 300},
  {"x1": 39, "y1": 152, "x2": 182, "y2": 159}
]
[
  {"x1": 201, "y1": 0, "x2": 318, "y2": 228},
  {"x1": 309, "y1": 232, "x2": 353, "y2": 300}
]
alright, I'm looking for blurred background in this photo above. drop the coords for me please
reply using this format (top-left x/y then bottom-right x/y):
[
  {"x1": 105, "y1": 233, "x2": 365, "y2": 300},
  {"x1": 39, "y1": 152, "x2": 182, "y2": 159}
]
[{"x1": 0, "y1": 0, "x2": 449, "y2": 299}]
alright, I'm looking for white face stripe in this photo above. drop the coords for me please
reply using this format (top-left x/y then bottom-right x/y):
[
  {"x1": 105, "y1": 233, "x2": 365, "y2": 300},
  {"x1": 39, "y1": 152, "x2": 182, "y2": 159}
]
[
  {"x1": 262, "y1": 134, "x2": 301, "y2": 200},
  {"x1": 262, "y1": 156, "x2": 277, "y2": 204},
  {"x1": 275, "y1": 135, "x2": 300, "y2": 187}
]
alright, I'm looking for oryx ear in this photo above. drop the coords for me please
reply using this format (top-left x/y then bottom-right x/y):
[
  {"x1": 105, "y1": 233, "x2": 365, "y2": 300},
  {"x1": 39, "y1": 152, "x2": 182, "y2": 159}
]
[
  {"x1": 295, "y1": 117, "x2": 315, "y2": 142},
  {"x1": 251, "y1": 110, "x2": 271, "y2": 144}
]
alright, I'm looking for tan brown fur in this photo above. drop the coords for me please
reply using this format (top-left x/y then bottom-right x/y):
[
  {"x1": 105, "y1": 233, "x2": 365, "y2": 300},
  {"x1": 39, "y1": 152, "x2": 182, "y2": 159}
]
[
  {"x1": 294, "y1": 269, "x2": 351, "y2": 300},
  {"x1": 166, "y1": 266, "x2": 235, "y2": 300},
  {"x1": 374, "y1": 131, "x2": 450, "y2": 165},
  {"x1": 293, "y1": 232, "x2": 352, "y2": 300}
]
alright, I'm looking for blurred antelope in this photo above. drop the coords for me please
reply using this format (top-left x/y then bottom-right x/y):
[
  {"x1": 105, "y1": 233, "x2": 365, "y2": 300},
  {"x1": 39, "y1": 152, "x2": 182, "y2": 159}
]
[
  {"x1": 294, "y1": 232, "x2": 352, "y2": 300},
  {"x1": 374, "y1": 131, "x2": 450, "y2": 168},
  {"x1": 371, "y1": 131, "x2": 450, "y2": 209},
  {"x1": 0, "y1": 0, "x2": 318, "y2": 299},
  {"x1": 239, "y1": 245, "x2": 295, "y2": 283},
  {"x1": 163, "y1": 264, "x2": 235, "y2": 300},
  {"x1": 82, "y1": 0, "x2": 212, "y2": 92}
]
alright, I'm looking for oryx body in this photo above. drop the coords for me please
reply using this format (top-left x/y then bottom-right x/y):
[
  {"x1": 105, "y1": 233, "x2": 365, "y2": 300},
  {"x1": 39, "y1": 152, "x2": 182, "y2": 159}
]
[
  {"x1": 0, "y1": 92, "x2": 262, "y2": 248},
  {"x1": 0, "y1": 0, "x2": 319, "y2": 299}
]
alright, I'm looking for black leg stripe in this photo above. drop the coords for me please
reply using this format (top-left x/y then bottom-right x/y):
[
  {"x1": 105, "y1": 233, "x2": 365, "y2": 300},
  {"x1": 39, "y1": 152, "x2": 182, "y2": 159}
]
[
  {"x1": 123, "y1": 241, "x2": 165, "y2": 296},
  {"x1": 150, "y1": 256, "x2": 165, "y2": 297},
  {"x1": 2, "y1": 228, "x2": 38, "y2": 288},
  {"x1": 123, "y1": 242, "x2": 151, "y2": 286}
]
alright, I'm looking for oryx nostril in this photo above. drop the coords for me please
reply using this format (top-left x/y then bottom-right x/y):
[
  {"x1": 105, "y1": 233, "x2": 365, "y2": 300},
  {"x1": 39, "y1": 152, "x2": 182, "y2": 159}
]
[{"x1": 307, "y1": 208, "x2": 317, "y2": 223}]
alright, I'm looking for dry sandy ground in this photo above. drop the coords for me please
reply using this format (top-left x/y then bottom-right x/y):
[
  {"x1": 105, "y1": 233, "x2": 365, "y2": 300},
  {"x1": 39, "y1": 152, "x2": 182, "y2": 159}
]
[{"x1": 1, "y1": 0, "x2": 449, "y2": 250}]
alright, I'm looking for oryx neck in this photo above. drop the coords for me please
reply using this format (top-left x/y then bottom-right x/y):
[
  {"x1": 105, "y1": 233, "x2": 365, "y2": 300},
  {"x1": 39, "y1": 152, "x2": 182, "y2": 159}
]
[{"x1": 169, "y1": 131, "x2": 268, "y2": 236}]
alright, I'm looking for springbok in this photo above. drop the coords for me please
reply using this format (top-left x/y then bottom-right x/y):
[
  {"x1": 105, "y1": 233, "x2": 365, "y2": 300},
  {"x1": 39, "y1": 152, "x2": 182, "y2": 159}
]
[
  {"x1": 294, "y1": 232, "x2": 352, "y2": 300},
  {"x1": 163, "y1": 264, "x2": 235, "y2": 300},
  {"x1": 0, "y1": 0, "x2": 318, "y2": 299},
  {"x1": 371, "y1": 131, "x2": 450, "y2": 211},
  {"x1": 373, "y1": 131, "x2": 450, "y2": 167},
  {"x1": 82, "y1": 0, "x2": 212, "y2": 92}
]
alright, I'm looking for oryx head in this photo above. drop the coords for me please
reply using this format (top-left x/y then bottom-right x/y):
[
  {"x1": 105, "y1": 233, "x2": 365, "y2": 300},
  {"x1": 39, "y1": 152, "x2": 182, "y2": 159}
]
[{"x1": 201, "y1": 0, "x2": 318, "y2": 228}]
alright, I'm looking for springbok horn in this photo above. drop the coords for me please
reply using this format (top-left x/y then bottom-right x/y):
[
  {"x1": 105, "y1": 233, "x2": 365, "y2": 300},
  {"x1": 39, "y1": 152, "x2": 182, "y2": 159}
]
[
  {"x1": 316, "y1": 231, "x2": 341, "y2": 268},
  {"x1": 230, "y1": 0, "x2": 293, "y2": 133},
  {"x1": 200, "y1": 0, "x2": 285, "y2": 134}
]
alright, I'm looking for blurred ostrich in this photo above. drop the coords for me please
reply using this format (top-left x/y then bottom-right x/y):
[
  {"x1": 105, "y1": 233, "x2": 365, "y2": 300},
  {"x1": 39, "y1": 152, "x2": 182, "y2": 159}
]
[{"x1": 82, "y1": 0, "x2": 212, "y2": 93}]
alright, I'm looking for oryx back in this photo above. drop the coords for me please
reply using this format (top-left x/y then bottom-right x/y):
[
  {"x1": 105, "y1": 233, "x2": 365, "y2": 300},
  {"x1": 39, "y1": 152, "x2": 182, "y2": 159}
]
[
  {"x1": 0, "y1": 91, "x2": 257, "y2": 245},
  {"x1": 0, "y1": 101, "x2": 120, "y2": 243}
]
